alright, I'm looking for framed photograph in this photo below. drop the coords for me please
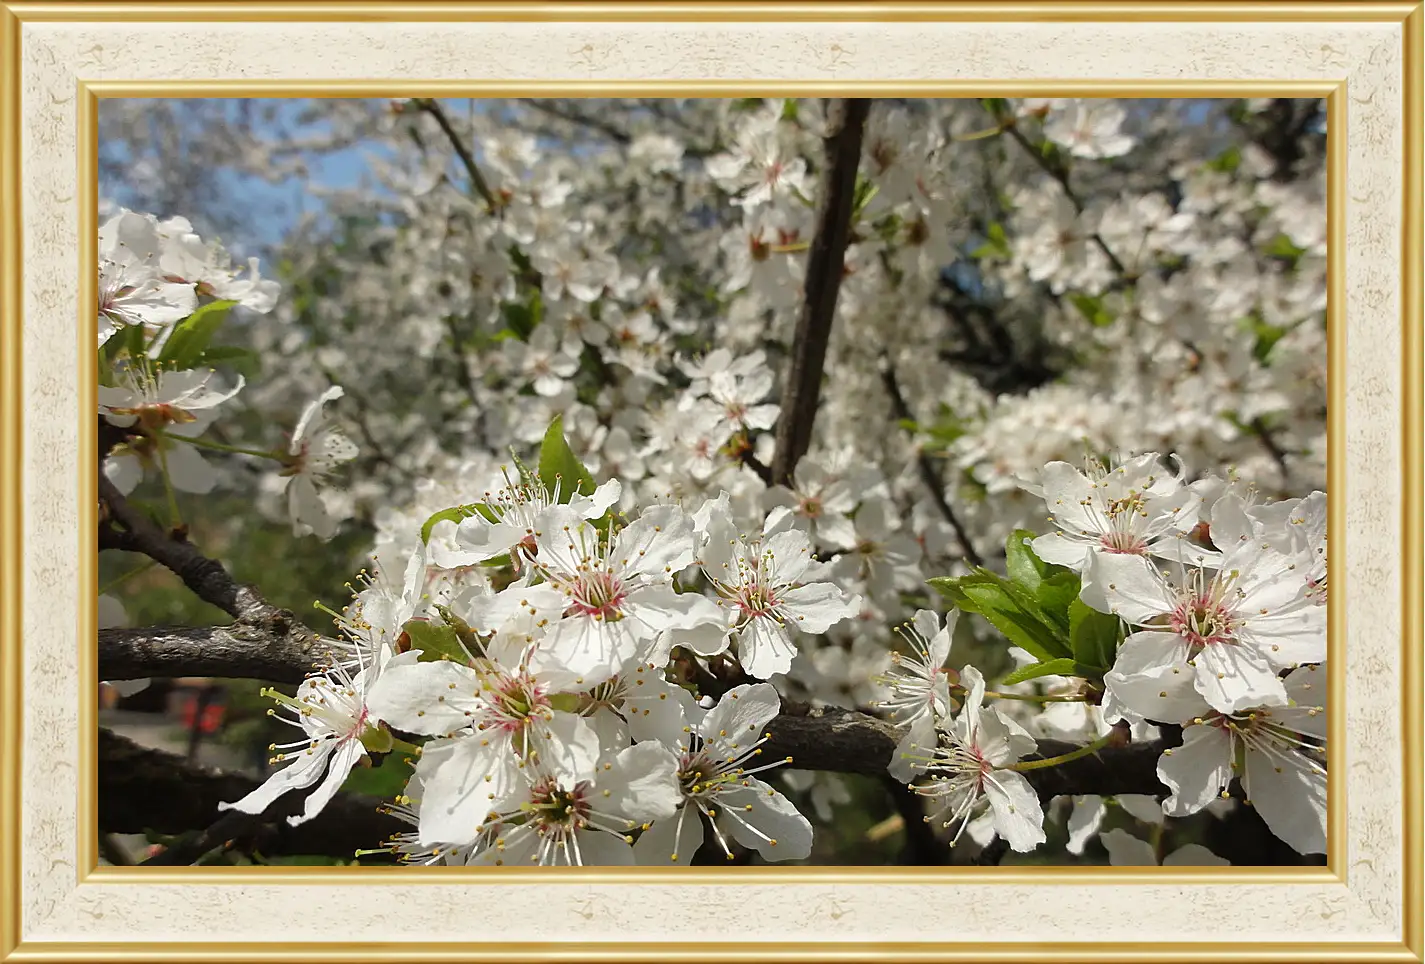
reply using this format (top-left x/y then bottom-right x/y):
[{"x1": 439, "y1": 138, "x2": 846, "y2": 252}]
[{"x1": 1, "y1": 1, "x2": 1420, "y2": 960}]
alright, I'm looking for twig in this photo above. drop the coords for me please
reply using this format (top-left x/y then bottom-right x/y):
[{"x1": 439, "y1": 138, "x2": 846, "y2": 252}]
[
  {"x1": 517, "y1": 98, "x2": 633, "y2": 145},
  {"x1": 97, "y1": 458, "x2": 325, "y2": 678},
  {"x1": 1000, "y1": 121, "x2": 1129, "y2": 276},
  {"x1": 99, "y1": 473, "x2": 260, "y2": 620},
  {"x1": 879, "y1": 359, "x2": 985, "y2": 568},
  {"x1": 738, "y1": 448, "x2": 774, "y2": 486},
  {"x1": 416, "y1": 98, "x2": 501, "y2": 214},
  {"x1": 1249, "y1": 415, "x2": 1292, "y2": 483},
  {"x1": 141, "y1": 809, "x2": 255, "y2": 867},
  {"x1": 770, "y1": 98, "x2": 872, "y2": 487}
]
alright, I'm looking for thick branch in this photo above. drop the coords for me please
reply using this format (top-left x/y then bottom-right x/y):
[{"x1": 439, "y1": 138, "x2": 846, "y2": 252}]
[
  {"x1": 99, "y1": 622, "x2": 324, "y2": 685},
  {"x1": 100, "y1": 626, "x2": 1169, "y2": 797},
  {"x1": 765, "y1": 703, "x2": 1172, "y2": 800},
  {"x1": 770, "y1": 97, "x2": 871, "y2": 487},
  {"x1": 99, "y1": 728, "x2": 403, "y2": 860}
]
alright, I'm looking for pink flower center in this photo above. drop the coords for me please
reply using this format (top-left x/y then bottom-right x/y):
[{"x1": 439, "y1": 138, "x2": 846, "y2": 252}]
[
  {"x1": 1170, "y1": 595, "x2": 1237, "y2": 647},
  {"x1": 1098, "y1": 530, "x2": 1147, "y2": 554},
  {"x1": 566, "y1": 570, "x2": 628, "y2": 622},
  {"x1": 486, "y1": 673, "x2": 551, "y2": 732},
  {"x1": 733, "y1": 578, "x2": 778, "y2": 618}
]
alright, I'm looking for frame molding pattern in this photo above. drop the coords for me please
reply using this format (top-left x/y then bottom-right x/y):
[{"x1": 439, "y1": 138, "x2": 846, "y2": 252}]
[{"x1": 0, "y1": 3, "x2": 1419, "y2": 961}]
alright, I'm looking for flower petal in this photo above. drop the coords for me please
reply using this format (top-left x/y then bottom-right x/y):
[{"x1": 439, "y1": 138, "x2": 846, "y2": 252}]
[
  {"x1": 983, "y1": 768, "x2": 1047, "y2": 852},
  {"x1": 1158, "y1": 724, "x2": 1233, "y2": 816}
]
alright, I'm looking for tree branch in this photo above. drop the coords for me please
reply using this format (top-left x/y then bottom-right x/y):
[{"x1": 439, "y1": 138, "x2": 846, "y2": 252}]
[
  {"x1": 100, "y1": 471, "x2": 264, "y2": 621},
  {"x1": 517, "y1": 98, "x2": 633, "y2": 146},
  {"x1": 99, "y1": 622, "x2": 323, "y2": 685},
  {"x1": 770, "y1": 97, "x2": 872, "y2": 487},
  {"x1": 879, "y1": 358, "x2": 985, "y2": 568},
  {"x1": 1000, "y1": 119, "x2": 1129, "y2": 277},
  {"x1": 416, "y1": 98, "x2": 501, "y2": 214},
  {"x1": 97, "y1": 443, "x2": 320, "y2": 672},
  {"x1": 97, "y1": 623, "x2": 1168, "y2": 797},
  {"x1": 764, "y1": 703, "x2": 1170, "y2": 799},
  {"x1": 100, "y1": 728, "x2": 403, "y2": 861}
]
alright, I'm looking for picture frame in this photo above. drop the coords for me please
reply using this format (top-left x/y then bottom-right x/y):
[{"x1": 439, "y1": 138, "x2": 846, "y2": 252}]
[{"x1": 0, "y1": 2, "x2": 1419, "y2": 959}]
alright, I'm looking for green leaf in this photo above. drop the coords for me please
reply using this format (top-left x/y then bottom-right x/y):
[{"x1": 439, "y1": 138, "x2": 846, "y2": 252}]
[
  {"x1": 1004, "y1": 531, "x2": 1077, "y2": 630},
  {"x1": 1036, "y1": 570, "x2": 1081, "y2": 632},
  {"x1": 499, "y1": 290, "x2": 544, "y2": 341},
  {"x1": 100, "y1": 321, "x2": 147, "y2": 367},
  {"x1": 1069, "y1": 598, "x2": 1122, "y2": 673},
  {"x1": 1001, "y1": 657, "x2": 1085, "y2": 686},
  {"x1": 538, "y1": 414, "x2": 595, "y2": 503},
  {"x1": 156, "y1": 300, "x2": 239, "y2": 370},
  {"x1": 1263, "y1": 233, "x2": 1306, "y2": 264},
  {"x1": 402, "y1": 618, "x2": 471, "y2": 664},
  {"x1": 972, "y1": 221, "x2": 1011, "y2": 260},
  {"x1": 1239, "y1": 311, "x2": 1290, "y2": 363},
  {"x1": 1004, "y1": 529, "x2": 1052, "y2": 591},
  {"x1": 851, "y1": 174, "x2": 880, "y2": 220},
  {"x1": 1068, "y1": 292, "x2": 1115, "y2": 328},
  {"x1": 419, "y1": 502, "x2": 497, "y2": 544},
  {"x1": 192, "y1": 345, "x2": 260, "y2": 378},
  {"x1": 979, "y1": 97, "x2": 1011, "y2": 118},
  {"x1": 1207, "y1": 145, "x2": 1241, "y2": 173},
  {"x1": 931, "y1": 571, "x2": 1073, "y2": 663}
]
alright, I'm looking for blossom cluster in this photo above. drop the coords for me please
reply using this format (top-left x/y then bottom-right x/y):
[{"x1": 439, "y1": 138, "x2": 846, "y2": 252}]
[
  {"x1": 220, "y1": 442, "x2": 861, "y2": 865},
  {"x1": 96, "y1": 208, "x2": 355, "y2": 538},
  {"x1": 876, "y1": 453, "x2": 1327, "y2": 858}
]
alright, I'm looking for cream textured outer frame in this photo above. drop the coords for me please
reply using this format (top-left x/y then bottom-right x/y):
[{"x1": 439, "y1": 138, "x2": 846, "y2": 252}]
[{"x1": 0, "y1": 3, "x2": 1420, "y2": 961}]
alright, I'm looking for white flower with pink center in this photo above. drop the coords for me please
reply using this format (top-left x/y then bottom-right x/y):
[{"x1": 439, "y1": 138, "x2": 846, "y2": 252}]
[
  {"x1": 696, "y1": 502, "x2": 861, "y2": 680},
  {"x1": 528, "y1": 502, "x2": 726, "y2": 687},
  {"x1": 1086, "y1": 495, "x2": 1325, "y2": 717},
  {"x1": 1156, "y1": 665, "x2": 1326, "y2": 855},
  {"x1": 451, "y1": 473, "x2": 621, "y2": 570},
  {"x1": 464, "y1": 741, "x2": 683, "y2": 866},
  {"x1": 98, "y1": 363, "x2": 245, "y2": 432},
  {"x1": 1029, "y1": 453, "x2": 1211, "y2": 572},
  {"x1": 904, "y1": 665, "x2": 1047, "y2": 853},
  {"x1": 284, "y1": 386, "x2": 358, "y2": 540},
  {"x1": 1248, "y1": 490, "x2": 1327, "y2": 607},
  {"x1": 97, "y1": 209, "x2": 198, "y2": 347},
  {"x1": 872, "y1": 609, "x2": 959, "y2": 782},
  {"x1": 633, "y1": 683, "x2": 812, "y2": 864},
  {"x1": 365, "y1": 640, "x2": 601, "y2": 848},
  {"x1": 220, "y1": 649, "x2": 421, "y2": 827}
]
